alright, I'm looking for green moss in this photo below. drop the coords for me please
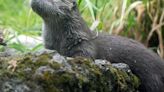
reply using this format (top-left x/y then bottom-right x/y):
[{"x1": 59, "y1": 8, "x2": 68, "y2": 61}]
[
  {"x1": 131, "y1": 74, "x2": 140, "y2": 88},
  {"x1": 109, "y1": 66, "x2": 140, "y2": 92},
  {"x1": 0, "y1": 53, "x2": 140, "y2": 92}
]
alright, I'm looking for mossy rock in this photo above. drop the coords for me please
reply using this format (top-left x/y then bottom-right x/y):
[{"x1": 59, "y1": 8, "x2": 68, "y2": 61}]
[{"x1": 0, "y1": 50, "x2": 140, "y2": 92}]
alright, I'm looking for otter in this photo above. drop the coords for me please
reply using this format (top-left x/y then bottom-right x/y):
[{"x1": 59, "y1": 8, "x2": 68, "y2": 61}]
[{"x1": 31, "y1": 0, "x2": 164, "y2": 92}]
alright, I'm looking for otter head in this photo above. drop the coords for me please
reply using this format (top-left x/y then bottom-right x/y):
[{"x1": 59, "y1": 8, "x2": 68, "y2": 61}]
[{"x1": 31, "y1": 0, "x2": 78, "y2": 20}]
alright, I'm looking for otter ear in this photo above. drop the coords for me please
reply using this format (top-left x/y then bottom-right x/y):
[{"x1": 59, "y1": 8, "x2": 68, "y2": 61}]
[{"x1": 72, "y1": 0, "x2": 77, "y2": 8}]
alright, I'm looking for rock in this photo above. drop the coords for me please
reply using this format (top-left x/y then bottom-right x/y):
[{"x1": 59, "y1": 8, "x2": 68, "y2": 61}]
[
  {"x1": 0, "y1": 51, "x2": 140, "y2": 92},
  {"x1": 112, "y1": 63, "x2": 131, "y2": 73}
]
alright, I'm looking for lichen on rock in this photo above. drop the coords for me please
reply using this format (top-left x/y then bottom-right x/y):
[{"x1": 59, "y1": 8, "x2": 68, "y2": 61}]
[{"x1": 0, "y1": 50, "x2": 140, "y2": 92}]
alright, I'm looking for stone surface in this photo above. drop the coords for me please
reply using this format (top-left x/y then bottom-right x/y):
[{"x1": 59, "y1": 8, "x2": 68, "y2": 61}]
[{"x1": 0, "y1": 51, "x2": 140, "y2": 92}]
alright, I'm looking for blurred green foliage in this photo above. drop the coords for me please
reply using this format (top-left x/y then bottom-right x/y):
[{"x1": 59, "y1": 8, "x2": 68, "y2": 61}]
[{"x1": 0, "y1": 0, "x2": 42, "y2": 53}]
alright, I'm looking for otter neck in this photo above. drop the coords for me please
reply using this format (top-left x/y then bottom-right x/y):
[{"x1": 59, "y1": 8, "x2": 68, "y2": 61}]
[
  {"x1": 44, "y1": 15, "x2": 92, "y2": 37},
  {"x1": 43, "y1": 15, "x2": 93, "y2": 54}
]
